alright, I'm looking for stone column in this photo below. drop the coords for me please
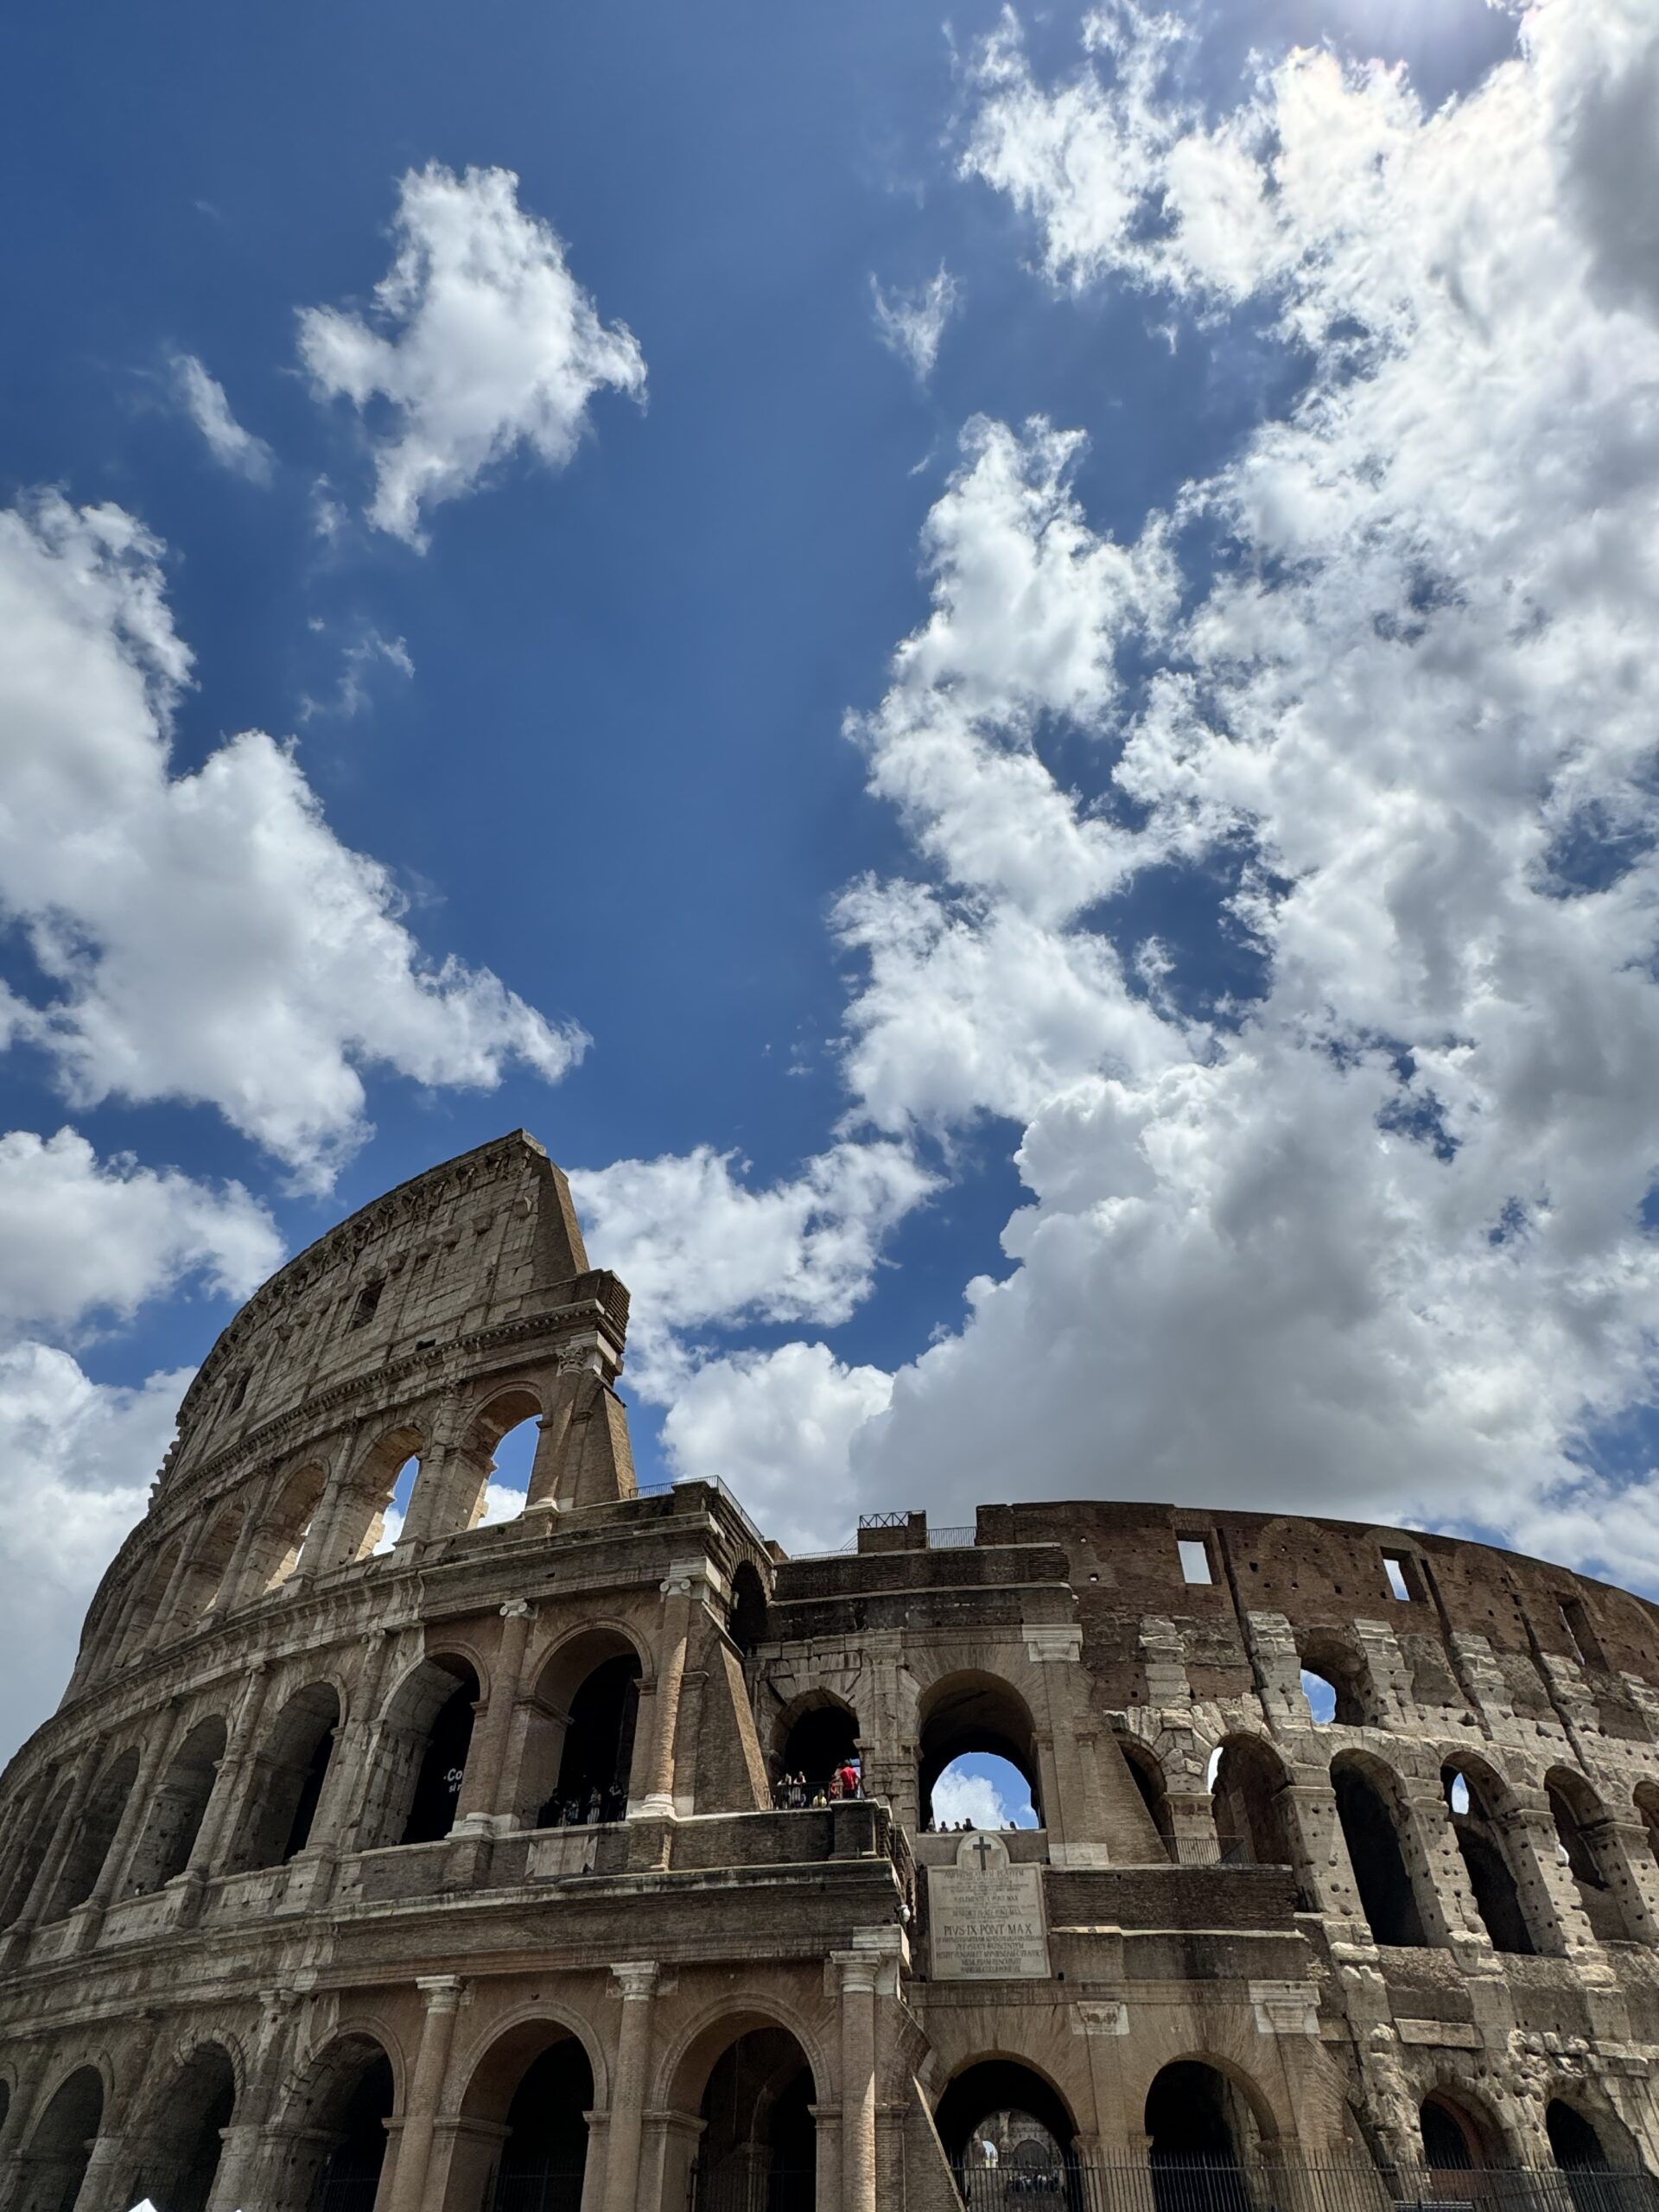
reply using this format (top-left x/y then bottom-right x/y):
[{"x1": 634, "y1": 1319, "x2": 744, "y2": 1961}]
[
  {"x1": 175, "y1": 1664, "x2": 271, "y2": 1926},
  {"x1": 835, "y1": 1951, "x2": 878, "y2": 2212},
  {"x1": 210, "y1": 1488, "x2": 269, "y2": 1614},
  {"x1": 601, "y1": 1961, "x2": 658, "y2": 2212},
  {"x1": 0, "y1": 2045, "x2": 55, "y2": 2212},
  {"x1": 140, "y1": 1534, "x2": 200, "y2": 1652},
  {"x1": 385, "y1": 1976, "x2": 467, "y2": 2212},
  {"x1": 524, "y1": 1344, "x2": 605, "y2": 1511},
  {"x1": 4, "y1": 1739, "x2": 105, "y2": 1950},
  {"x1": 633, "y1": 1568, "x2": 702, "y2": 1817},
  {"x1": 77, "y1": 1711, "x2": 178, "y2": 1947},
  {"x1": 206, "y1": 1990, "x2": 300, "y2": 2212},
  {"x1": 454, "y1": 1602, "x2": 533, "y2": 1829},
  {"x1": 320, "y1": 1629, "x2": 397, "y2": 1853}
]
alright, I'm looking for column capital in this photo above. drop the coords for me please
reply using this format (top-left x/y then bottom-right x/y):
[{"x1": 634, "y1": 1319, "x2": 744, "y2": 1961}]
[
  {"x1": 416, "y1": 1974, "x2": 467, "y2": 2012},
  {"x1": 611, "y1": 1960, "x2": 659, "y2": 2001},
  {"x1": 499, "y1": 1599, "x2": 532, "y2": 1620},
  {"x1": 830, "y1": 1951, "x2": 880, "y2": 1995}
]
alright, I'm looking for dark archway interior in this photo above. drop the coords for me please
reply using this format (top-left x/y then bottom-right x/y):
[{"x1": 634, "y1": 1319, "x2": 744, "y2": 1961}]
[
  {"x1": 1123, "y1": 1745, "x2": 1173, "y2": 1847},
  {"x1": 232, "y1": 1684, "x2": 340, "y2": 1872},
  {"x1": 1297, "y1": 1637, "x2": 1371, "y2": 1726},
  {"x1": 1333, "y1": 1764, "x2": 1427, "y2": 1948},
  {"x1": 1548, "y1": 2103, "x2": 1609, "y2": 2172},
  {"x1": 1146, "y1": 2063, "x2": 1241, "y2": 2163},
  {"x1": 493, "y1": 2037, "x2": 593, "y2": 2209},
  {"x1": 284, "y1": 1716, "x2": 336, "y2": 1859},
  {"x1": 1548, "y1": 1781, "x2": 1631, "y2": 1944},
  {"x1": 696, "y1": 2026, "x2": 817, "y2": 2209},
  {"x1": 918, "y1": 1677, "x2": 1041, "y2": 1827},
  {"x1": 312, "y1": 2054, "x2": 394, "y2": 2209},
  {"x1": 780, "y1": 1704, "x2": 859, "y2": 1793},
  {"x1": 24, "y1": 2066, "x2": 104, "y2": 2212},
  {"x1": 144, "y1": 2048, "x2": 237, "y2": 2212},
  {"x1": 936, "y1": 2060, "x2": 1076, "y2": 2168},
  {"x1": 400, "y1": 1672, "x2": 479, "y2": 1846},
  {"x1": 1421, "y1": 2097, "x2": 1486, "y2": 2171},
  {"x1": 1212, "y1": 1742, "x2": 1292, "y2": 1870},
  {"x1": 130, "y1": 1718, "x2": 227, "y2": 1894},
  {"x1": 52, "y1": 1745, "x2": 139, "y2": 1915},
  {"x1": 541, "y1": 1652, "x2": 640, "y2": 1820},
  {"x1": 731, "y1": 1561, "x2": 769, "y2": 1655}
]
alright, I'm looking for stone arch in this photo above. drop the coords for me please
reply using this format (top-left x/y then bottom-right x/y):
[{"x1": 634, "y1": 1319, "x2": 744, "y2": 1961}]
[
  {"x1": 249, "y1": 1462, "x2": 327, "y2": 1592},
  {"x1": 1332, "y1": 1751, "x2": 1432, "y2": 1948},
  {"x1": 659, "y1": 1993, "x2": 830, "y2": 2126},
  {"x1": 329, "y1": 1421, "x2": 429, "y2": 1564},
  {"x1": 1634, "y1": 1780, "x2": 1659, "y2": 1871},
  {"x1": 671, "y1": 2013, "x2": 823, "y2": 2212},
  {"x1": 49, "y1": 1741, "x2": 141, "y2": 1917},
  {"x1": 227, "y1": 1681, "x2": 343, "y2": 1872},
  {"x1": 1418, "y1": 2084, "x2": 1510, "y2": 2170},
  {"x1": 18, "y1": 2062, "x2": 105, "y2": 2212},
  {"x1": 457, "y1": 1382, "x2": 545, "y2": 1528},
  {"x1": 1117, "y1": 1732, "x2": 1175, "y2": 1854},
  {"x1": 127, "y1": 1713, "x2": 228, "y2": 1894},
  {"x1": 170, "y1": 1498, "x2": 246, "y2": 1622},
  {"x1": 454, "y1": 2012, "x2": 602, "y2": 2212},
  {"x1": 918, "y1": 1671, "x2": 1043, "y2": 1828},
  {"x1": 0, "y1": 1770, "x2": 66, "y2": 1929},
  {"x1": 773, "y1": 1689, "x2": 861, "y2": 1800},
  {"x1": 1440, "y1": 1753, "x2": 1535, "y2": 1955},
  {"x1": 1210, "y1": 1733, "x2": 1294, "y2": 1869},
  {"x1": 122, "y1": 1535, "x2": 184, "y2": 1654},
  {"x1": 1547, "y1": 2092, "x2": 1644, "y2": 2177},
  {"x1": 1145, "y1": 2053, "x2": 1280, "y2": 2152},
  {"x1": 359, "y1": 1654, "x2": 481, "y2": 1850},
  {"x1": 130, "y1": 2038, "x2": 238, "y2": 2212},
  {"x1": 271, "y1": 2030, "x2": 397, "y2": 2212},
  {"x1": 516, "y1": 1623, "x2": 649, "y2": 1825},
  {"x1": 1296, "y1": 1629, "x2": 1376, "y2": 1727},
  {"x1": 1547, "y1": 1767, "x2": 1638, "y2": 1943},
  {"x1": 936, "y1": 2053, "x2": 1081, "y2": 2177}
]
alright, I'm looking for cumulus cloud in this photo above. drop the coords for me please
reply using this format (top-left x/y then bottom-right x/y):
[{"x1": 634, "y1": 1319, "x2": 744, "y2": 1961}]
[
  {"x1": 0, "y1": 493, "x2": 586, "y2": 1188},
  {"x1": 299, "y1": 163, "x2": 645, "y2": 545},
  {"x1": 169, "y1": 353, "x2": 275, "y2": 482},
  {"x1": 931, "y1": 1761, "x2": 1037, "y2": 1829},
  {"x1": 871, "y1": 264, "x2": 962, "y2": 383},
  {"x1": 595, "y1": 0, "x2": 1659, "y2": 1582}
]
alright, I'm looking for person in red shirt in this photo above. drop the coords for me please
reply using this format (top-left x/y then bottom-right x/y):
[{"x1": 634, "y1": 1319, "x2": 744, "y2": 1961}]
[{"x1": 836, "y1": 1760, "x2": 861, "y2": 1800}]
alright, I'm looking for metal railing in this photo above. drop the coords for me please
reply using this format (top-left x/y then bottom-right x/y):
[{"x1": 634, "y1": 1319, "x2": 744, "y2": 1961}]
[
  {"x1": 930, "y1": 1525, "x2": 977, "y2": 1548},
  {"x1": 490, "y1": 2169, "x2": 588, "y2": 2211},
  {"x1": 945, "y1": 2163, "x2": 1659, "y2": 2212},
  {"x1": 691, "y1": 2168, "x2": 817, "y2": 2211}
]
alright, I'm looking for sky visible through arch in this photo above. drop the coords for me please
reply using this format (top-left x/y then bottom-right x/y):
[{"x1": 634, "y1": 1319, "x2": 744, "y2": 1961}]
[{"x1": 1, "y1": 0, "x2": 1657, "y2": 1758}]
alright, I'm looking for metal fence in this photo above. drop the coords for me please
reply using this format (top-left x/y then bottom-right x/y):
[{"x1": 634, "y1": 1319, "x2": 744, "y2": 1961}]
[
  {"x1": 947, "y1": 2163, "x2": 1659, "y2": 2212},
  {"x1": 690, "y1": 2168, "x2": 817, "y2": 2212},
  {"x1": 489, "y1": 2169, "x2": 588, "y2": 2211}
]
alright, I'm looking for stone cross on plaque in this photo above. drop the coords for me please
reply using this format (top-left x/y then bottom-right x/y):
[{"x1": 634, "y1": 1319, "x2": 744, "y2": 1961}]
[{"x1": 928, "y1": 1829, "x2": 1050, "y2": 1981}]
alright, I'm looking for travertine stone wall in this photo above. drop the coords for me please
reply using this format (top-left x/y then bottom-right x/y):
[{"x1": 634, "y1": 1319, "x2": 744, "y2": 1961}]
[{"x1": 0, "y1": 1134, "x2": 1656, "y2": 2212}]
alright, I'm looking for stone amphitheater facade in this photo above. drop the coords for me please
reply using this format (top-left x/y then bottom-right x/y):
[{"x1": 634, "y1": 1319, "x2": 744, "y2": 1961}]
[{"x1": 0, "y1": 1131, "x2": 1657, "y2": 2212}]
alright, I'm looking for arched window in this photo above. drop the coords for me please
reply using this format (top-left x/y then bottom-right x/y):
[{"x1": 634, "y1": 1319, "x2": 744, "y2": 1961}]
[
  {"x1": 918, "y1": 1674, "x2": 1042, "y2": 1832},
  {"x1": 1146, "y1": 2059, "x2": 1263, "y2": 2212},
  {"x1": 692, "y1": 2026, "x2": 818, "y2": 2209},
  {"x1": 731, "y1": 1560, "x2": 769, "y2": 1656},
  {"x1": 1548, "y1": 1770, "x2": 1637, "y2": 1944},
  {"x1": 49, "y1": 1745, "x2": 139, "y2": 1916},
  {"x1": 133, "y1": 2044, "x2": 237, "y2": 2212},
  {"x1": 464, "y1": 1389, "x2": 543, "y2": 1529},
  {"x1": 518, "y1": 1630, "x2": 645, "y2": 1827},
  {"x1": 368, "y1": 1455, "x2": 423, "y2": 1555},
  {"x1": 1332, "y1": 1757, "x2": 1429, "y2": 1947},
  {"x1": 776, "y1": 1695, "x2": 861, "y2": 1804},
  {"x1": 252, "y1": 1465, "x2": 327, "y2": 1592},
  {"x1": 938, "y1": 2060, "x2": 1078, "y2": 2190},
  {"x1": 22, "y1": 2067, "x2": 104, "y2": 2212},
  {"x1": 127, "y1": 1717, "x2": 227, "y2": 1894},
  {"x1": 122, "y1": 1538, "x2": 183, "y2": 1655},
  {"x1": 358, "y1": 1658, "x2": 480, "y2": 1850},
  {"x1": 1296, "y1": 1634, "x2": 1373, "y2": 1726},
  {"x1": 228, "y1": 1684, "x2": 341, "y2": 1872},
  {"x1": 0, "y1": 1772, "x2": 65, "y2": 1929},
  {"x1": 329, "y1": 1425, "x2": 426, "y2": 1561},
  {"x1": 1211, "y1": 1737, "x2": 1294, "y2": 1870},
  {"x1": 170, "y1": 1503, "x2": 245, "y2": 1620},
  {"x1": 1443, "y1": 1762, "x2": 1534, "y2": 1955},
  {"x1": 467, "y1": 2031, "x2": 594, "y2": 2211}
]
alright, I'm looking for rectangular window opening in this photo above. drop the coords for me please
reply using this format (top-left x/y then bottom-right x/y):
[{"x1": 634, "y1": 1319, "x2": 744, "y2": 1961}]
[
  {"x1": 1382, "y1": 1551, "x2": 1421, "y2": 1603},
  {"x1": 1560, "y1": 1596, "x2": 1605, "y2": 1669},
  {"x1": 1177, "y1": 1536, "x2": 1214, "y2": 1586},
  {"x1": 347, "y1": 1281, "x2": 384, "y2": 1332}
]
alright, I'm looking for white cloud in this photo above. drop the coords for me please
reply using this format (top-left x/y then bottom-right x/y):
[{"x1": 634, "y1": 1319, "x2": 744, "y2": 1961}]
[
  {"x1": 0, "y1": 1348, "x2": 186, "y2": 1756},
  {"x1": 169, "y1": 353, "x2": 274, "y2": 483},
  {"x1": 0, "y1": 493, "x2": 585, "y2": 1188},
  {"x1": 931, "y1": 1762, "x2": 1036, "y2": 1830},
  {"x1": 301, "y1": 623, "x2": 415, "y2": 721},
  {"x1": 871, "y1": 264, "x2": 962, "y2": 383},
  {"x1": 608, "y1": 0, "x2": 1659, "y2": 1586},
  {"x1": 0, "y1": 1128, "x2": 280, "y2": 1335},
  {"x1": 299, "y1": 163, "x2": 645, "y2": 546}
]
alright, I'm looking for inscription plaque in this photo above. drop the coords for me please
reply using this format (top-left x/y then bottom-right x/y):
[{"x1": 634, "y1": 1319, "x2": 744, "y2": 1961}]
[{"x1": 928, "y1": 1831, "x2": 1050, "y2": 1981}]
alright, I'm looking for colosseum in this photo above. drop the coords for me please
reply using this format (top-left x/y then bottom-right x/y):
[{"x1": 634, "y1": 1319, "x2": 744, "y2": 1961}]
[{"x1": 1, "y1": 1129, "x2": 1658, "y2": 2212}]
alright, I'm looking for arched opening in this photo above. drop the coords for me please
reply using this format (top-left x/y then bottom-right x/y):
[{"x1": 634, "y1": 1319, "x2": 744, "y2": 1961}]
[
  {"x1": 128, "y1": 1716, "x2": 227, "y2": 1893},
  {"x1": 1296, "y1": 1634, "x2": 1372, "y2": 1726},
  {"x1": 775, "y1": 1697, "x2": 861, "y2": 1808},
  {"x1": 1332, "y1": 1758, "x2": 1428, "y2": 1948},
  {"x1": 0, "y1": 1775, "x2": 66, "y2": 1929},
  {"x1": 369, "y1": 1456, "x2": 423, "y2": 1554},
  {"x1": 171, "y1": 1503, "x2": 245, "y2": 1620},
  {"x1": 473, "y1": 2031, "x2": 594, "y2": 2211},
  {"x1": 1419, "y1": 2092, "x2": 1500, "y2": 2171},
  {"x1": 49, "y1": 1744, "x2": 139, "y2": 1916},
  {"x1": 918, "y1": 1675, "x2": 1042, "y2": 1832},
  {"x1": 1635, "y1": 1783, "x2": 1659, "y2": 1872},
  {"x1": 1145, "y1": 2062, "x2": 1265, "y2": 2212},
  {"x1": 1120, "y1": 1738, "x2": 1174, "y2": 1854},
  {"x1": 1548, "y1": 1770, "x2": 1636, "y2": 1944},
  {"x1": 938, "y1": 2058, "x2": 1077, "y2": 2191},
  {"x1": 1443, "y1": 1763, "x2": 1533, "y2": 1956},
  {"x1": 253, "y1": 1465, "x2": 327, "y2": 1592},
  {"x1": 228, "y1": 1683, "x2": 341, "y2": 1872},
  {"x1": 519, "y1": 1630, "x2": 645, "y2": 1827},
  {"x1": 693, "y1": 2025, "x2": 817, "y2": 2211},
  {"x1": 135, "y1": 2043, "x2": 237, "y2": 2212},
  {"x1": 1548, "y1": 2102, "x2": 1612, "y2": 2172},
  {"x1": 731, "y1": 1561, "x2": 769, "y2": 1656},
  {"x1": 20, "y1": 2066, "x2": 104, "y2": 2212},
  {"x1": 123, "y1": 1538, "x2": 183, "y2": 1654},
  {"x1": 283, "y1": 2039, "x2": 395, "y2": 2212},
  {"x1": 359, "y1": 1658, "x2": 480, "y2": 1850},
  {"x1": 1211, "y1": 1738, "x2": 1293, "y2": 1869},
  {"x1": 465, "y1": 1390, "x2": 543, "y2": 1529}
]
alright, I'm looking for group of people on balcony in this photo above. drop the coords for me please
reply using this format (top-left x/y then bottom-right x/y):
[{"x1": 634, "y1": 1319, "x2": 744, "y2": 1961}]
[
  {"x1": 541, "y1": 1783, "x2": 627, "y2": 1827},
  {"x1": 772, "y1": 1760, "x2": 861, "y2": 1809}
]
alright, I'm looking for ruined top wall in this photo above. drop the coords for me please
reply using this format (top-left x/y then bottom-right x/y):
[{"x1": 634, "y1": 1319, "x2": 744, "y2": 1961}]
[{"x1": 164, "y1": 1131, "x2": 604, "y2": 1487}]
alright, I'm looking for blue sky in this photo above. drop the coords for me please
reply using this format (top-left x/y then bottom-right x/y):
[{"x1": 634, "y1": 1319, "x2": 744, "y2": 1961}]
[{"x1": 3, "y1": 0, "x2": 1658, "y2": 1758}]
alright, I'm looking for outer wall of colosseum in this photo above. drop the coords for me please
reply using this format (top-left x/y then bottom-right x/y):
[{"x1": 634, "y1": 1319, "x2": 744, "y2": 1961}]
[{"x1": 0, "y1": 1130, "x2": 1657, "y2": 2212}]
